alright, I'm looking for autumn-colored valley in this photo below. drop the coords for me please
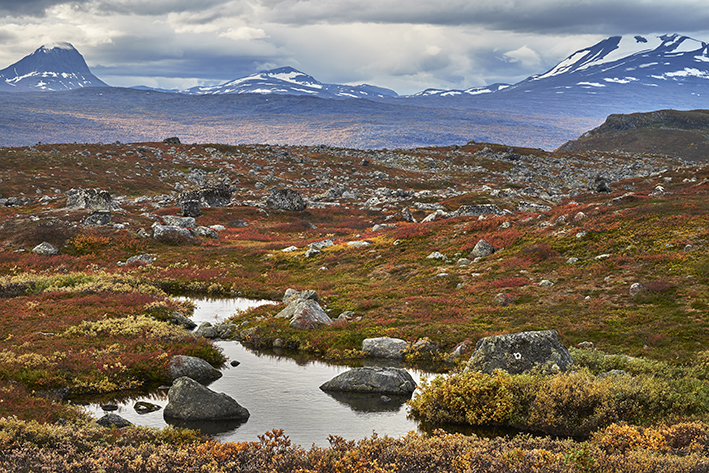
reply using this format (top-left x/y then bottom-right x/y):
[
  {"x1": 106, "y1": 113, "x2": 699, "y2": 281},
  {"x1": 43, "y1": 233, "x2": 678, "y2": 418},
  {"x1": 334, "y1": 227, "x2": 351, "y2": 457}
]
[{"x1": 2, "y1": 135, "x2": 709, "y2": 472}]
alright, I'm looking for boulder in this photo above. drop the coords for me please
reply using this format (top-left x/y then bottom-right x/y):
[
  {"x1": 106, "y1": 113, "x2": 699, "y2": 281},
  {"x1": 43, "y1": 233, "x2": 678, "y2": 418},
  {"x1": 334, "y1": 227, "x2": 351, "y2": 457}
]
[
  {"x1": 362, "y1": 337, "x2": 408, "y2": 359},
  {"x1": 467, "y1": 330, "x2": 573, "y2": 375},
  {"x1": 96, "y1": 413, "x2": 132, "y2": 428},
  {"x1": 629, "y1": 282, "x2": 646, "y2": 296},
  {"x1": 179, "y1": 184, "x2": 232, "y2": 209},
  {"x1": 180, "y1": 199, "x2": 201, "y2": 217},
  {"x1": 125, "y1": 254, "x2": 153, "y2": 265},
  {"x1": 84, "y1": 211, "x2": 111, "y2": 226},
  {"x1": 162, "y1": 215, "x2": 196, "y2": 228},
  {"x1": 192, "y1": 226, "x2": 219, "y2": 238},
  {"x1": 282, "y1": 289, "x2": 319, "y2": 304},
  {"x1": 470, "y1": 239, "x2": 494, "y2": 258},
  {"x1": 170, "y1": 312, "x2": 197, "y2": 330},
  {"x1": 451, "y1": 204, "x2": 504, "y2": 217},
  {"x1": 66, "y1": 188, "x2": 113, "y2": 210},
  {"x1": 594, "y1": 176, "x2": 612, "y2": 193},
  {"x1": 163, "y1": 137, "x2": 181, "y2": 144},
  {"x1": 195, "y1": 322, "x2": 237, "y2": 339},
  {"x1": 163, "y1": 376, "x2": 250, "y2": 421},
  {"x1": 134, "y1": 401, "x2": 161, "y2": 414},
  {"x1": 276, "y1": 299, "x2": 332, "y2": 330},
  {"x1": 320, "y1": 367, "x2": 416, "y2": 395},
  {"x1": 32, "y1": 242, "x2": 58, "y2": 256},
  {"x1": 167, "y1": 355, "x2": 222, "y2": 383},
  {"x1": 152, "y1": 223, "x2": 193, "y2": 242},
  {"x1": 265, "y1": 188, "x2": 306, "y2": 211}
]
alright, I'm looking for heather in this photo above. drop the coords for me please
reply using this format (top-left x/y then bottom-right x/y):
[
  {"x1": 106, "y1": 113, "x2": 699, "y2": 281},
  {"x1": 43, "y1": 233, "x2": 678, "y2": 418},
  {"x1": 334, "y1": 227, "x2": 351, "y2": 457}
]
[{"x1": 1, "y1": 140, "x2": 709, "y2": 470}]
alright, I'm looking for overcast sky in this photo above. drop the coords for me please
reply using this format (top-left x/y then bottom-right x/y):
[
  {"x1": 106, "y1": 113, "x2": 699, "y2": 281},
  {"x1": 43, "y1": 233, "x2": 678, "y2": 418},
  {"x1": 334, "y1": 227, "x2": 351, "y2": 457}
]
[{"x1": 1, "y1": 0, "x2": 709, "y2": 94}]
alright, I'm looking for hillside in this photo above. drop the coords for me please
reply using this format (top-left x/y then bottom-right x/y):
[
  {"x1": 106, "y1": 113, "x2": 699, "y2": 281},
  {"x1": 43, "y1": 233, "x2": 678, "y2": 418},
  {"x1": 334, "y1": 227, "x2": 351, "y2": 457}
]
[
  {"x1": 2, "y1": 138, "x2": 709, "y2": 471},
  {"x1": 557, "y1": 109, "x2": 709, "y2": 161}
]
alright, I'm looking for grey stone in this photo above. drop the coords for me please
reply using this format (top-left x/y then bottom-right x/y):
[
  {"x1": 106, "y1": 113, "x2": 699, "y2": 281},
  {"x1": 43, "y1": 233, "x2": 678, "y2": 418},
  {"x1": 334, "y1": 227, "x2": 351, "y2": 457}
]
[
  {"x1": 265, "y1": 188, "x2": 306, "y2": 211},
  {"x1": 195, "y1": 322, "x2": 237, "y2": 339},
  {"x1": 192, "y1": 226, "x2": 218, "y2": 238},
  {"x1": 152, "y1": 223, "x2": 193, "y2": 241},
  {"x1": 276, "y1": 299, "x2": 332, "y2": 329},
  {"x1": 320, "y1": 367, "x2": 416, "y2": 395},
  {"x1": 372, "y1": 223, "x2": 396, "y2": 232},
  {"x1": 162, "y1": 215, "x2": 196, "y2": 228},
  {"x1": 470, "y1": 239, "x2": 494, "y2": 258},
  {"x1": 309, "y1": 239, "x2": 334, "y2": 250},
  {"x1": 594, "y1": 176, "x2": 612, "y2": 193},
  {"x1": 539, "y1": 279, "x2": 554, "y2": 287},
  {"x1": 125, "y1": 254, "x2": 153, "y2": 265},
  {"x1": 163, "y1": 137, "x2": 181, "y2": 144},
  {"x1": 427, "y1": 251, "x2": 446, "y2": 260},
  {"x1": 305, "y1": 248, "x2": 321, "y2": 258},
  {"x1": 84, "y1": 211, "x2": 111, "y2": 226},
  {"x1": 282, "y1": 289, "x2": 319, "y2": 304},
  {"x1": 66, "y1": 188, "x2": 113, "y2": 211},
  {"x1": 134, "y1": 401, "x2": 161, "y2": 414},
  {"x1": 362, "y1": 337, "x2": 408, "y2": 359},
  {"x1": 421, "y1": 209, "x2": 448, "y2": 222},
  {"x1": 170, "y1": 312, "x2": 197, "y2": 330},
  {"x1": 598, "y1": 369, "x2": 627, "y2": 379},
  {"x1": 629, "y1": 282, "x2": 646, "y2": 296},
  {"x1": 32, "y1": 242, "x2": 58, "y2": 256},
  {"x1": 451, "y1": 204, "x2": 504, "y2": 217},
  {"x1": 97, "y1": 413, "x2": 132, "y2": 428},
  {"x1": 167, "y1": 355, "x2": 222, "y2": 383},
  {"x1": 467, "y1": 330, "x2": 573, "y2": 375},
  {"x1": 163, "y1": 377, "x2": 249, "y2": 421},
  {"x1": 180, "y1": 200, "x2": 201, "y2": 217}
]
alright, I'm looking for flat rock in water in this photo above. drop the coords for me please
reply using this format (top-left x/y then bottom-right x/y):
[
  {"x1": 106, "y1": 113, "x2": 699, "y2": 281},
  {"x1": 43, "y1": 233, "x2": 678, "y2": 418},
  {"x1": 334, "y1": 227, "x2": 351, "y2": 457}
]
[
  {"x1": 167, "y1": 355, "x2": 222, "y2": 383},
  {"x1": 320, "y1": 367, "x2": 416, "y2": 395},
  {"x1": 467, "y1": 329, "x2": 573, "y2": 375},
  {"x1": 97, "y1": 413, "x2": 132, "y2": 428},
  {"x1": 163, "y1": 376, "x2": 250, "y2": 421}
]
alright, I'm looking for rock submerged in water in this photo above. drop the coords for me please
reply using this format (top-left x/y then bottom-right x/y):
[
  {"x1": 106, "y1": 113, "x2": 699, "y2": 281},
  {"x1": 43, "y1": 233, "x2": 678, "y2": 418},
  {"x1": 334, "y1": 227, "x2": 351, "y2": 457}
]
[
  {"x1": 320, "y1": 367, "x2": 416, "y2": 395},
  {"x1": 467, "y1": 329, "x2": 573, "y2": 375},
  {"x1": 167, "y1": 355, "x2": 222, "y2": 383},
  {"x1": 163, "y1": 376, "x2": 250, "y2": 422}
]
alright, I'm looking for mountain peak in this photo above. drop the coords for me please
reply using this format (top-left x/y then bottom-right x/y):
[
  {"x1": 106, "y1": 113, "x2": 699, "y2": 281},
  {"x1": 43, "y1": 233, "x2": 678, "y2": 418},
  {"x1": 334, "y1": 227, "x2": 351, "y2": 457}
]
[{"x1": 0, "y1": 42, "x2": 107, "y2": 92}]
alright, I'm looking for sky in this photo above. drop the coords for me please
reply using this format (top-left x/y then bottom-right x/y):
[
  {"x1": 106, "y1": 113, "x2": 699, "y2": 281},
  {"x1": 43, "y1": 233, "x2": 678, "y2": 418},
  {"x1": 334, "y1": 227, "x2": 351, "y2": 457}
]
[{"x1": 1, "y1": 0, "x2": 709, "y2": 95}]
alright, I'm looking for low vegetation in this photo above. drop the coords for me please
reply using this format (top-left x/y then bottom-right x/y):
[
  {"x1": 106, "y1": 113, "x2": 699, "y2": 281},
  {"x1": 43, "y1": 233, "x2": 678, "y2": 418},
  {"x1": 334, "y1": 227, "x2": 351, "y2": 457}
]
[{"x1": 1, "y1": 139, "x2": 709, "y2": 470}]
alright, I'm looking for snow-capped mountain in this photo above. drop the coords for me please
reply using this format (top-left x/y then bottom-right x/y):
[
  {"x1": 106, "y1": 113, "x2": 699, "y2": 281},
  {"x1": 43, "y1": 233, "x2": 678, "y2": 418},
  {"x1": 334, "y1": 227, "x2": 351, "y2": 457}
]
[
  {"x1": 412, "y1": 83, "x2": 509, "y2": 98},
  {"x1": 183, "y1": 66, "x2": 398, "y2": 99},
  {"x1": 0, "y1": 43, "x2": 108, "y2": 92},
  {"x1": 513, "y1": 33, "x2": 709, "y2": 93},
  {"x1": 409, "y1": 34, "x2": 709, "y2": 112}
]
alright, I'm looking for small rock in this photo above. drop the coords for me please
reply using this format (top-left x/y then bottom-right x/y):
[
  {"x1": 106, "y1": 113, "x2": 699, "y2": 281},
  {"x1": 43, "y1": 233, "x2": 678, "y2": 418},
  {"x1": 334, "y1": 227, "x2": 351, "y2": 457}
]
[
  {"x1": 97, "y1": 413, "x2": 132, "y2": 428},
  {"x1": 230, "y1": 360, "x2": 241, "y2": 367},
  {"x1": 427, "y1": 251, "x2": 446, "y2": 260},
  {"x1": 362, "y1": 337, "x2": 408, "y2": 359},
  {"x1": 629, "y1": 282, "x2": 646, "y2": 296},
  {"x1": 134, "y1": 401, "x2": 161, "y2": 414},
  {"x1": 539, "y1": 280, "x2": 554, "y2": 287},
  {"x1": 577, "y1": 341, "x2": 595, "y2": 350}
]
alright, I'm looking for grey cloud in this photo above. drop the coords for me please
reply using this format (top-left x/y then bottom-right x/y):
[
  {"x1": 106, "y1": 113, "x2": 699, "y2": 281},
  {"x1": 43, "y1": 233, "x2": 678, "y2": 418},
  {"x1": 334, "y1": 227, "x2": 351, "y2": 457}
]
[{"x1": 256, "y1": 0, "x2": 709, "y2": 35}]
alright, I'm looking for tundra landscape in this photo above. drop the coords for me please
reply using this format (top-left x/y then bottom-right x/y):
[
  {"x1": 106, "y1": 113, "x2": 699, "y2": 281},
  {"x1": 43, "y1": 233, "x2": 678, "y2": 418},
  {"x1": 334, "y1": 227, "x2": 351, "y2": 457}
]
[
  {"x1": 2, "y1": 29, "x2": 709, "y2": 472},
  {"x1": 1, "y1": 128, "x2": 709, "y2": 471}
]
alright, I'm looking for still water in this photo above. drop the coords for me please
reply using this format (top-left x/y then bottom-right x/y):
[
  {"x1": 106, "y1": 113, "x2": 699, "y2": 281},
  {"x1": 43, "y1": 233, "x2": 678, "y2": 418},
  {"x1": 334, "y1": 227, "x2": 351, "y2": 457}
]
[{"x1": 82, "y1": 298, "x2": 434, "y2": 447}]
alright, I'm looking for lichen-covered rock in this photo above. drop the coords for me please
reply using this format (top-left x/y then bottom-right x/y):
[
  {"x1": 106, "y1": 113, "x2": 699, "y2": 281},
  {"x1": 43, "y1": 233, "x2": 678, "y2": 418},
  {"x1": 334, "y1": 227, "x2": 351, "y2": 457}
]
[
  {"x1": 265, "y1": 188, "x2": 306, "y2": 211},
  {"x1": 66, "y1": 188, "x2": 113, "y2": 210},
  {"x1": 470, "y1": 239, "x2": 494, "y2": 258},
  {"x1": 276, "y1": 298, "x2": 332, "y2": 329},
  {"x1": 152, "y1": 223, "x2": 193, "y2": 242},
  {"x1": 32, "y1": 242, "x2": 58, "y2": 256},
  {"x1": 451, "y1": 204, "x2": 503, "y2": 217},
  {"x1": 320, "y1": 367, "x2": 416, "y2": 395},
  {"x1": 167, "y1": 355, "x2": 222, "y2": 383},
  {"x1": 362, "y1": 337, "x2": 408, "y2": 359},
  {"x1": 467, "y1": 330, "x2": 573, "y2": 375},
  {"x1": 84, "y1": 211, "x2": 111, "y2": 226},
  {"x1": 162, "y1": 215, "x2": 196, "y2": 228},
  {"x1": 163, "y1": 377, "x2": 249, "y2": 421}
]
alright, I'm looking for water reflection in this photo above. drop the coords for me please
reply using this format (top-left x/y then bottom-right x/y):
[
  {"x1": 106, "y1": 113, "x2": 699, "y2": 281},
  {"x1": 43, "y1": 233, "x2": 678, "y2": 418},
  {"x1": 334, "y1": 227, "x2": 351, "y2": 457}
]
[{"x1": 322, "y1": 391, "x2": 411, "y2": 413}]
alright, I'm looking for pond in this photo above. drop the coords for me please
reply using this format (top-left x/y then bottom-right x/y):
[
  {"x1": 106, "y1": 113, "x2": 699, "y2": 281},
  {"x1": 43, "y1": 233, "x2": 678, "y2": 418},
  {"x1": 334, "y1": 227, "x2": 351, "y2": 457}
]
[{"x1": 81, "y1": 297, "x2": 436, "y2": 447}]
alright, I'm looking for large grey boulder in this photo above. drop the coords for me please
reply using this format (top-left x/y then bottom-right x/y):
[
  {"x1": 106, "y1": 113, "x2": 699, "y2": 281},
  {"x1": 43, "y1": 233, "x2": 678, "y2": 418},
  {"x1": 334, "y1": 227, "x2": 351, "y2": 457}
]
[
  {"x1": 320, "y1": 367, "x2": 416, "y2": 395},
  {"x1": 179, "y1": 184, "x2": 232, "y2": 208},
  {"x1": 152, "y1": 223, "x2": 193, "y2": 242},
  {"x1": 451, "y1": 204, "x2": 504, "y2": 218},
  {"x1": 470, "y1": 239, "x2": 494, "y2": 258},
  {"x1": 362, "y1": 337, "x2": 408, "y2": 359},
  {"x1": 276, "y1": 298, "x2": 332, "y2": 330},
  {"x1": 66, "y1": 188, "x2": 113, "y2": 210},
  {"x1": 265, "y1": 188, "x2": 307, "y2": 211},
  {"x1": 84, "y1": 211, "x2": 111, "y2": 226},
  {"x1": 195, "y1": 322, "x2": 237, "y2": 339},
  {"x1": 467, "y1": 330, "x2": 573, "y2": 375},
  {"x1": 163, "y1": 377, "x2": 249, "y2": 421},
  {"x1": 32, "y1": 242, "x2": 58, "y2": 256},
  {"x1": 162, "y1": 215, "x2": 196, "y2": 228},
  {"x1": 167, "y1": 355, "x2": 222, "y2": 383}
]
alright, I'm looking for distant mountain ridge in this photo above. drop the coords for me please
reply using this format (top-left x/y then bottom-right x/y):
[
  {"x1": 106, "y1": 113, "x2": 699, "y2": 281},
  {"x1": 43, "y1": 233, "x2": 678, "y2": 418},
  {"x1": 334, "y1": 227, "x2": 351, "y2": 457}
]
[
  {"x1": 0, "y1": 43, "x2": 107, "y2": 92},
  {"x1": 183, "y1": 66, "x2": 398, "y2": 98}
]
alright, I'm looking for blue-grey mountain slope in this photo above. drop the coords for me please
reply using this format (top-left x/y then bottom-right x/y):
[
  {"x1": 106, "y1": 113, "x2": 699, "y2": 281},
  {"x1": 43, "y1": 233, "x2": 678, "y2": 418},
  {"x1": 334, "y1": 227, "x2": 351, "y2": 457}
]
[
  {"x1": 183, "y1": 66, "x2": 398, "y2": 99},
  {"x1": 0, "y1": 43, "x2": 108, "y2": 92}
]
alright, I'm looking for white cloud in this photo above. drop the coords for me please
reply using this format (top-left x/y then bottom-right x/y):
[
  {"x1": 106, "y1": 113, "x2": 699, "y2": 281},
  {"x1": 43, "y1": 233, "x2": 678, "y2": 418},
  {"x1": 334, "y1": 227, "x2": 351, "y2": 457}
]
[{"x1": 503, "y1": 45, "x2": 541, "y2": 67}]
